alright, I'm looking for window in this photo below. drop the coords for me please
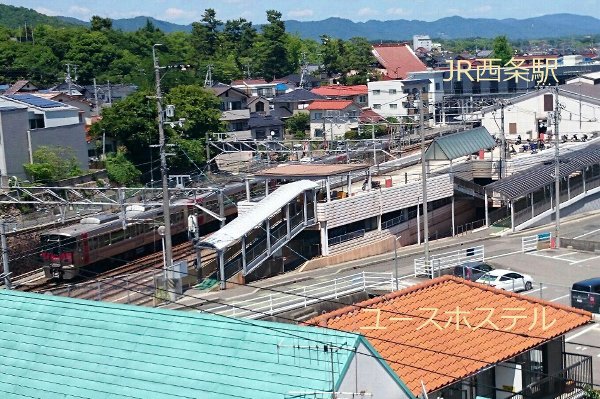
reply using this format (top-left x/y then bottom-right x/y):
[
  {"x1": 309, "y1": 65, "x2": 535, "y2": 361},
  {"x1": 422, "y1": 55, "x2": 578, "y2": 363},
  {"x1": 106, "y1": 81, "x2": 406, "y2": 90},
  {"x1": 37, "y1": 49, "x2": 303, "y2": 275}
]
[
  {"x1": 313, "y1": 112, "x2": 323, "y2": 120},
  {"x1": 389, "y1": 104, "x2": 398, "y2": 109},
  {"x1": 509, "y1": 123, "x2": 517, "y2": 134},
  {"x1": 543, "y1": 94, "x2": 553, "y2": 112},
  {"x1": 435, "y1": 82, "x2": 440, "y2": 91},
  {"x1": 389, "y1": 89, "x2": 397, "y2": 95},
  {"x1": 372, "y1": 90, "x2": 380, "y2": 95},
  {"x1": 358, "y1": 95, "x2": 367, "y2": 103},
  {"x1": 29, "y1": 114, "x2": 45, "y2": 129},
  {"x1": 255, "y1": 102, "x2": 265, "y2": 112},
  {"x1": 314, "y1": 128, "x2": 324, "y2": 137},
  {"x1": 373, "y1": 104, "x2": 382, "y2": 109}
]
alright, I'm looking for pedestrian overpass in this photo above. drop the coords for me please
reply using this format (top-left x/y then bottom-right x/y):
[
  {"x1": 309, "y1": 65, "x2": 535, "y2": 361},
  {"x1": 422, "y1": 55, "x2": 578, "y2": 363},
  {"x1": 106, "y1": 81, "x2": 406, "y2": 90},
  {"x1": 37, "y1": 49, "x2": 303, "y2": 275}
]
[{"x1": 196, "y1": 180, "x2": 318, "y2": 289}]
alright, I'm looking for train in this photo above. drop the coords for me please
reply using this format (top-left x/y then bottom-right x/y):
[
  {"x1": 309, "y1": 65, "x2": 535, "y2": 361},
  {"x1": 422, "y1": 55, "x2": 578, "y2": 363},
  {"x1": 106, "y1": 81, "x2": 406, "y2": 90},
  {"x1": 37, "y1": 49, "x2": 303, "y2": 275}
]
[{"x1": 37, "y1": 181, "x2": 247, "y2": 280}]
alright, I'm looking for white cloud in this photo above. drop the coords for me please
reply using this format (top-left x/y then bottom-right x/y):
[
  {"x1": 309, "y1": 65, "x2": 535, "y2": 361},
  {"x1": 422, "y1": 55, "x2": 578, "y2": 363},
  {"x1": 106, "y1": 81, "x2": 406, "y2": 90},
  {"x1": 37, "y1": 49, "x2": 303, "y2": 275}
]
[
  {"x1": 288, "y1": 9, "x2": 314, "y2": 19},
  {"x1": 357, "y1": 7, "x2": 379, "y2": 17},
  {"x1": 165, "y1": 8, "x2": 185, "y2": 18},
  {"x1": 35, "y1": 7, "x2": 60, "y2": 16},
  {"x1": 386, "y1": 8, "x2": 412, "y2": 17},
  {"x1": 67, "y1": 6, "x2": 92, "y2": 19},
  {"x1": 473, "y1": 5, "x2": 493, "y2": 13}
]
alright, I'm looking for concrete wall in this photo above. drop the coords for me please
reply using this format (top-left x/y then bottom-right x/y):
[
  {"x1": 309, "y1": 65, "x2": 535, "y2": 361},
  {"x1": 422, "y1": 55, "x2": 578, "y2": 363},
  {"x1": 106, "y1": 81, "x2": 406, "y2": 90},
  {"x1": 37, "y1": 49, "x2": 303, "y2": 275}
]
[
  {"x1": 561, "y1": 238, "x2": 600, "y2": 252},
  {"x1": 338, "y1": 341, "x2": 413, "y2": 399},
  {"x1": 0, "y1": 107, "x2": 30, "y2": 179},
  {"x1": 29, "y1": 123, "x2": 89, "y2": 173},
  {"x1": 44, "y1": 109, "x2": 81, "y2": 127}
]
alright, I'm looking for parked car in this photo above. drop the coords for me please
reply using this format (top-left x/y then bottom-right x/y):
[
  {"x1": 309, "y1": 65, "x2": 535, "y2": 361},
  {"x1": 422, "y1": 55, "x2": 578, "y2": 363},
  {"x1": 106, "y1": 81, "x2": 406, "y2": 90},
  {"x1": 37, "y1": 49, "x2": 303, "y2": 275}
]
[
  {"x1": 476, "y1": 269, "x2": 534, "y2": 292},
  {"x1": 571, "y1": 278, "x2": 600, "y2": 313},
  {"x1": 453, "y1": 261, "x2": 494, "y2": 281}
]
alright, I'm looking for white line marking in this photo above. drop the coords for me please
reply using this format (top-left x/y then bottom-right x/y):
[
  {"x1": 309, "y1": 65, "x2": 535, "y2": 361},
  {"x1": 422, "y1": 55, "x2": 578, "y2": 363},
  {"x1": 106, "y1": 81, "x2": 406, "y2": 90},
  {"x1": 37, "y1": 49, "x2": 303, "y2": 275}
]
[
  {"x1": 552, "y1": 252, "x2": 578, "y2": 258},
  {"x1": 566, "y1": 324, "x2": 600, "y2": 342},
  {"x1": 582, "y1": 347, "x2": 588, "y2": 351},
  {"x1": 550, "y1": 294, "x2": 570, "y2": 302},
  {"x1": 570, "y1": 254, "x2": 600, "y2": 265},
  {"x1": 528, "y1": 286, "x2": 546, "y2": 294},
  {"x1": 576, "y1": 346, "x2": 582, "y2": 350},
  {"x1": 573, "y1": 227, "x2": 600, "y2": 239}
]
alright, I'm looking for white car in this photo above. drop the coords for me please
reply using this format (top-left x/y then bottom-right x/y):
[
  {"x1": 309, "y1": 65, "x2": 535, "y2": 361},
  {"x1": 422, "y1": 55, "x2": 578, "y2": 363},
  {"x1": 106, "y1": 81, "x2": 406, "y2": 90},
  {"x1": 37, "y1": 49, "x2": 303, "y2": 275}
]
[{"x1": 476, "y1": 269, "x2": 534, "y2": 292}]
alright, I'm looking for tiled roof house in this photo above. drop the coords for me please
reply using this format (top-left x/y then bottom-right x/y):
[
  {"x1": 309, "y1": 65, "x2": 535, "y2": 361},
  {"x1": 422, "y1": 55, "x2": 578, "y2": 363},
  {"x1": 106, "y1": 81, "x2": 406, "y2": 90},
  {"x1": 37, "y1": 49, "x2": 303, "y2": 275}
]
[{"x1": 308, "y1": 275, "x2": 593, "y2": 398}]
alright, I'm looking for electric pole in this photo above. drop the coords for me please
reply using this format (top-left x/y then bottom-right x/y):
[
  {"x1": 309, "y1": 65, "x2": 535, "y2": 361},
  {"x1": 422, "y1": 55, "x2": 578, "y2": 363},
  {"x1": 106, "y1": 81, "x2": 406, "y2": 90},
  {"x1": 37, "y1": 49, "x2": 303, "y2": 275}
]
[
  {"x1": 1, "y1": 220, "x2": 11, "y2": 289},
  {"x1": 554, "y1": 87, "x2": 561, "y2": 248},
  {"x1": 500, "y1": 101, "x2": 506, "y2": 179},
  {"x1": 419, "y1": 90, "x2": 430, "y2": 263},
  {"x1": 65, "y1": 63, "x2": 78, "y2": 96},
  {"x1": 153, "y1": 44, "x2": 173, "y2": 275},
  {"x1": 93, "y1": 78, "x2": 99, "y2": 116}
]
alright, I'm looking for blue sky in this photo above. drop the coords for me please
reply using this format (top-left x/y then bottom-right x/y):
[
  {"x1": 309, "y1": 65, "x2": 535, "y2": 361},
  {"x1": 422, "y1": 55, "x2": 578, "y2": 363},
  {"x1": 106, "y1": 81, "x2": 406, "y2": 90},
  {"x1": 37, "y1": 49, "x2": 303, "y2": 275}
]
[{"x1": 3, "y1": 0, "x2": 599, "y2": 24}]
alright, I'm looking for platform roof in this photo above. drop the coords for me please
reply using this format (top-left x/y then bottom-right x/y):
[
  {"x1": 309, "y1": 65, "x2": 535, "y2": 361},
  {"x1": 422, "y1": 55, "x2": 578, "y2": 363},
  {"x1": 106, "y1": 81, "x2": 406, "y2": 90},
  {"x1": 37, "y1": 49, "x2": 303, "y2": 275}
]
[
  {"x1": 0, "y1": 289, "x2": 372, "y2": 399},
  {"x1": 255, "y1": 163, "x2": 370, "y2": 179},
  {"x1": 200, "y1": 180, "x2": 318, "y2": 251},
  {"x1": 486, "y1": 142, "x2": 600, "y2": 200},
  {"x1": 424, "y1": 126, "x2": 496, "y2": 161}
]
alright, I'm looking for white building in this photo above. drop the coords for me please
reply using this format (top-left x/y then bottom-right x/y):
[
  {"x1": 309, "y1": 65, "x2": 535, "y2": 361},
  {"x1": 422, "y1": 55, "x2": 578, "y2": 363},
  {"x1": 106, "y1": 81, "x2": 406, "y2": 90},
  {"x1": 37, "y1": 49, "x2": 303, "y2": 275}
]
[
  {"x1": 367, "y1": 79, "x2": 432, "y2": 123},
  {"x1": 306, "y1": 100, "x2": 361, "y2": 139},
  {"x1": 0, "y1": 94, "x2": 88, "y2": 180},
  {"x1": 475, "y1": 83, "x2": 600, "y2": 140},
  {"x1": 413, "y1": 35, "x2": 433, "y2": 52}
]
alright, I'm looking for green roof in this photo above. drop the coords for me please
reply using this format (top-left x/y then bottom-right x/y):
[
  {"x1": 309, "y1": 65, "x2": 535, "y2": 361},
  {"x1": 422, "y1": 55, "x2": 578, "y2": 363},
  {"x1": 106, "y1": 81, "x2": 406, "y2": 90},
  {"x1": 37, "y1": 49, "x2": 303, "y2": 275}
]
[
  {"x1": 424, "y1": 126, "x2": 496, "y2": 161},
  {"x1": 0, "y1": 290, "x2": 364, "y2": 399}
]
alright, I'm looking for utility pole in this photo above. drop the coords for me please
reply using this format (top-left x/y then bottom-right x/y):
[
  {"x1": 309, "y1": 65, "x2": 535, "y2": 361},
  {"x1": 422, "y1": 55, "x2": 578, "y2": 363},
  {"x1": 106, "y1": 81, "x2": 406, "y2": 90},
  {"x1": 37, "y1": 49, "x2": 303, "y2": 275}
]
[
  {"x1": 93, "y1": 78, "x2": 99, "y2": 116},
  {"x1": 1, "y1": 220, "x2": 11, "y2": 289},
  {"x1": 204, "y1": 65, "x2": 213, "y2": 87},
  {"x1": 153, "y1": 44, "x2": 173, "y2": 276},
  {"x1": 500, "y1": 101, "x2": 506, "y2": 179},
  {"x1": 371, "y1": 120, "x2": 377, "y2": 173},
  {"x1": 554, "y1": 87, "x2": 561, "y2": 248},
  {"x1": 419, "y1": 90, "x2": 430, "y2": 263},
  {"x1": 65, "y1": 63, "x2": 78, "y2": 96}
]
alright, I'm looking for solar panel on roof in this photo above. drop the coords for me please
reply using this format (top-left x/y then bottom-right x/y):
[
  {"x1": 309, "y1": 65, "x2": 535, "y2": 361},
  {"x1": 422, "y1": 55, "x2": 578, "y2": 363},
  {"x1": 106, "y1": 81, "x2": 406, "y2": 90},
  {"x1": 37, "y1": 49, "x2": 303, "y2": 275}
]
[{"x1": 5, "y1": 94, "x2": 64, "y2": 108}]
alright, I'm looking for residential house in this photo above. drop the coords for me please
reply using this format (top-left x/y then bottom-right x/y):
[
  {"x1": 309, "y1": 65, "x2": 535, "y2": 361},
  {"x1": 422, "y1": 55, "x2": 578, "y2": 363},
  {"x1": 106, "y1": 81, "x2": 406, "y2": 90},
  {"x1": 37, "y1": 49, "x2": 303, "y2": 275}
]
[
  {"x1": 4, "y1": 80, "x2": 38, "y2": 95},
  {"x1": 272, "y1": 88, "x2": 325, "y2": 118},
  {"x1": 81, "y1": 83, "x2": 138, "y2": 104},
  {"x1": 220, "y1": 109, "x2": 251, "y2": 138},
  {"x1": 280, "y1": 73, "x2": 321, "y2": 89},
  {"x1": 308, "y1": 275, "x2": 593, "y2": 399},
  {"x1": 247, "y1": 96, "x2": 270, "y2": 115},
  {"x1": 371, "y1": 43, "x2": 428, "y2": 79},
  {"x1": 368, "y1": 79, "x2": 433, "y2": 124},
  {"x1": 306, "y1": 100, "x2": 361, "y2": 139},
  {"x1": 0, "y1": 289, "x2": 416, "y2": 399},
  {"x1": 248, "y1": 113, "x2": 284, "y2": 140},
  {"x1": 208, "y1": 84, "x2": 249, "y2": 111},
  {"x1": 311, "y1": 85, "x2": 368, "y2": 107},
  {"x1": 0, "y1": 94, "x2": 88, "y2": 180},
  {"x1": 231, "y1": 79, "x2": 285, "y2": 100}
]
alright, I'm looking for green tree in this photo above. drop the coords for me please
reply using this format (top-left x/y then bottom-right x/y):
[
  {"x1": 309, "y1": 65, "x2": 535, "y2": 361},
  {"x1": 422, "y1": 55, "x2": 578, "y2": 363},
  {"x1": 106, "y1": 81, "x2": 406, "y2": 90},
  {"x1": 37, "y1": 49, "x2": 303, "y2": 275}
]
[
  {"x1": 90, "y1": 16, "x2": 113, "y2": 31},
  {"x1": 165, "y1": 85, "x2": 223, "y2": 139},
  {"x1": 285, "y1": 113, "x2": 309, "y2": 138},
  {"x1": 492, "y1": 35, "x2": 514, "y2": 66},
  {"x1": 191, "y1": 8, "x2": 222, "y2": 58},
  {"x1": 23, "y1": 146, "x2": 82, "y2": 182},
  {"x1": 105, "y1": 148, "x2": 141, "y2": 186},
  {"x1": 259, "y1": 10, "x2": 290, "y2": 80}
]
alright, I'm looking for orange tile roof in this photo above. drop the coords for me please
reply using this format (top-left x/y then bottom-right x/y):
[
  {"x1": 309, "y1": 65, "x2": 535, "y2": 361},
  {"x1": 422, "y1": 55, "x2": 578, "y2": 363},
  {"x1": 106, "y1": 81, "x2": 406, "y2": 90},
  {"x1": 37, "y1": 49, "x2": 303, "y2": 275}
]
[
  {"x1": 306, "y1": 275, "x2": 592, "y2": 395},
  {"x1": 311, "y1": 85, "x2": 368, "y2": 97},
  {"x1": 372, "y1": 43, "x2": 427, "y2": 79},
  {"x1": 306, "y1": 100, "x2": 355, "y2": 111}
]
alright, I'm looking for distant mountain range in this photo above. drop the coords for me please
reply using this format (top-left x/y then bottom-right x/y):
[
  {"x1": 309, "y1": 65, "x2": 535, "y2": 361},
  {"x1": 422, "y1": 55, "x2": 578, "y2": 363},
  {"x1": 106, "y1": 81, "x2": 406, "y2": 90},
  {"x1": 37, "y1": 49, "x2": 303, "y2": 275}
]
[{"x1": 2, "y1": 4, "x2": 600, "y2": 40}]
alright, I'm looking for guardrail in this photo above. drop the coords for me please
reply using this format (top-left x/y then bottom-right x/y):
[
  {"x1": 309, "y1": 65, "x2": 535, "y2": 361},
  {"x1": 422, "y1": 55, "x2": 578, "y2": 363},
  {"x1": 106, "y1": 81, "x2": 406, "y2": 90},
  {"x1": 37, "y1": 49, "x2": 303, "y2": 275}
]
[
  {"x1": 414, "y1": 245, "x2": 484, "y2": 278},
  {"x1": 521, "y1": 232, "x2": 552, "y2": 252},
  {"x1": 207, "y1": 271, "x2": 394, "y2": 319},
  {"x1": 328, "y1": 229, "x2": 365, "y2": 246}
]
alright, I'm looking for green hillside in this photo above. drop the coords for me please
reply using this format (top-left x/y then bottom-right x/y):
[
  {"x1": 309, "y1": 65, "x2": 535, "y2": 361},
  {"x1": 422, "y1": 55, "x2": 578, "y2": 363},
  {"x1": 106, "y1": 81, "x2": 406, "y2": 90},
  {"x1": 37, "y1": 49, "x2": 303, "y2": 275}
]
[{"x1": 0, "y1": 4, "x2": 84, "y2": 29}]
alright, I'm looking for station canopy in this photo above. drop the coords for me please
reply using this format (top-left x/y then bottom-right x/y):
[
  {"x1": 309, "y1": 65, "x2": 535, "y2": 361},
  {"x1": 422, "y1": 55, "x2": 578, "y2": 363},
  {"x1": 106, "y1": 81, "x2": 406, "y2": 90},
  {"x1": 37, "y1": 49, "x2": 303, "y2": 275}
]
[
  {"x1": 199, "y1": 180, "x2": 318, "y2": 251},
  {"x1": 486, "y1": 142, "x2": 600, "y2": 200},
  {"x1": 424, "y1": 126, "x2": 496, "y2": 161},
  {"x1": 255, "y1": 163, "x2": 370, "y2": 180}
]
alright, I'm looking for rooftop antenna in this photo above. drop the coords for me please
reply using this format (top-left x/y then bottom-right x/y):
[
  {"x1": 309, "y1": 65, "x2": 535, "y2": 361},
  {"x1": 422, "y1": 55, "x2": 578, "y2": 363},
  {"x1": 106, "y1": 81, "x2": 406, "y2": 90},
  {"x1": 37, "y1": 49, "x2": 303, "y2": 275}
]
[
  {"x1": 204, "y1": 64, "x2": 213, "y2": 87},
  {"x1": 244, "y1": 63, "x2": 251, "y2": 79}
]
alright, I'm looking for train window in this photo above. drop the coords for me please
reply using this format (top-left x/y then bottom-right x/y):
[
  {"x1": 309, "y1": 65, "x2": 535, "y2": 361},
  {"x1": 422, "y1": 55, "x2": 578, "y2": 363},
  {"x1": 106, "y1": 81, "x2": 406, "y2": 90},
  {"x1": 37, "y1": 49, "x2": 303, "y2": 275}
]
[
  {"x1": 100, "y1": 234, "x2": 110, "y2": 247},
  {"x1": 111, "y1": 229, "x2": 125, "y2": 244},
  {"x1": 89, "y1": 237, "x2": 97, "y2": 250}
]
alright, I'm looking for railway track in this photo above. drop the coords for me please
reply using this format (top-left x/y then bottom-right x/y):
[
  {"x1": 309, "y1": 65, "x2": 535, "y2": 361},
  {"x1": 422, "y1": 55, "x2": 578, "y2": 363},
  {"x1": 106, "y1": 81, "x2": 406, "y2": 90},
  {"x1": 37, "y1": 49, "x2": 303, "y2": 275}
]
[{"x1": 18, "y1": 240, "x2": 215, "y2": 296}]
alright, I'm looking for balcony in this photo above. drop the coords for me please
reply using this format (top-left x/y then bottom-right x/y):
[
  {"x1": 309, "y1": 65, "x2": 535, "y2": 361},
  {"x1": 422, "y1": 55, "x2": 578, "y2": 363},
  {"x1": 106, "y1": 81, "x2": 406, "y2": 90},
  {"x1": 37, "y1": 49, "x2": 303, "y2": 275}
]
[{"x1": 506, "y1": 352, "x2": 593, "y2": 399}]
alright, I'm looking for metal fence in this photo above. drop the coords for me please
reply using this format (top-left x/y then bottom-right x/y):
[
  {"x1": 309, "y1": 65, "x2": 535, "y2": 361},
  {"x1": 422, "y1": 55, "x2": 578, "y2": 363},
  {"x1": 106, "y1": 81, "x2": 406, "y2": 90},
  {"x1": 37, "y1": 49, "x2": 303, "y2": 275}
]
[
  {"x1": 328, "y1": 229, "x2": 366, "y2": 246},
  {"x1": 207, "y1": 271, "x2": 394, "y2": 319},
  {"x1": 522, "y1": 232, "x2": 552, "y2": 252},
  {"x1": 414, "y1": 245, "x2": 485, "y2": 278}
]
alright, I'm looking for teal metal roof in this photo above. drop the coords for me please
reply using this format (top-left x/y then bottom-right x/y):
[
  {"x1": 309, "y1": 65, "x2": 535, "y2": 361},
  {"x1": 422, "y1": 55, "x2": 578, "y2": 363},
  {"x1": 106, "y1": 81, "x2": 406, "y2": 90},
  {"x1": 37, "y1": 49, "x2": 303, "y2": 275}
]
[
  {"x1": 424, "y1": 127, "x2": 496, "y2": 161},
  {"x1": 0, "y1": 290, "x2": 364, "y2": 399}
]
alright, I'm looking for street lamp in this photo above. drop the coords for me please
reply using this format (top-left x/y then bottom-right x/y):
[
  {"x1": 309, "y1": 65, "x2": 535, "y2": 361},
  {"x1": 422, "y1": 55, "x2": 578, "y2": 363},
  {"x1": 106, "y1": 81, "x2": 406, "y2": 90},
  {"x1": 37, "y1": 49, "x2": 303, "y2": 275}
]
[{"x1": 393, "y1": 235, "x2": 402, "y2": 290}]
